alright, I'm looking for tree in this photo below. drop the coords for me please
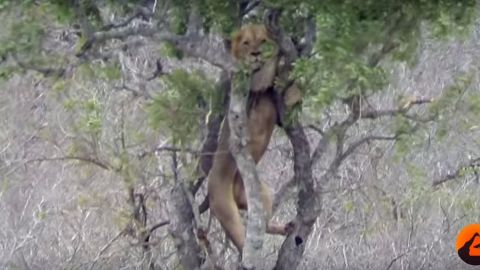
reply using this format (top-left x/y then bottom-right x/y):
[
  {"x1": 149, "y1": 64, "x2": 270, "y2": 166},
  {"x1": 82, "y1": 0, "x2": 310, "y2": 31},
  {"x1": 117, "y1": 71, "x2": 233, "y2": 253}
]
[{"x1": 0, "y1": 0, "x2": 479, "y2": 269}]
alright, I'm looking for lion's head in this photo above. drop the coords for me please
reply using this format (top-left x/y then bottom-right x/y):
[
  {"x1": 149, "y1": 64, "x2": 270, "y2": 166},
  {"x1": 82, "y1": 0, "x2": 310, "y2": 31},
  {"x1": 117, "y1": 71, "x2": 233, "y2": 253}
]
[{"x1": 231, "y1": 24, "x2": 278, "y2": 71}]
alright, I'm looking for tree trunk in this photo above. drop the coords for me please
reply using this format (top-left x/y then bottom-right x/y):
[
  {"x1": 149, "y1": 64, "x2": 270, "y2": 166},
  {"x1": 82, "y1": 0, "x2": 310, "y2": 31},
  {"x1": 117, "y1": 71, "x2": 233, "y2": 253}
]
[
  {"x1": 168, "y1": 158, "x2": 203, "y2": 270},
  {"x1": 275, "y1": 124, "x2": 321, "y2": 270},
  {"x1": 228, "y1": 71, "x2": 266, "y2": 269}
]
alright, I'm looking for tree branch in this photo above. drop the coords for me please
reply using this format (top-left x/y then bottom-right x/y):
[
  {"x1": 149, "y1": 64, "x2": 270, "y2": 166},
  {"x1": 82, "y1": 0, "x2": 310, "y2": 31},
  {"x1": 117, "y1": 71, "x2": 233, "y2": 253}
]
[
  {"x1": 361, "y1": 98, "x2": 433, "y2": 119},
  {"x1": 13, "y1": 54, "x2": 66, "y2": 77},
  {"x1": 432, "y1": 158, "x2": 480, "y2": 187},
  {"x1": 78, "y1": 22, "x2": 237, "y2": 72},
  {"x1": 167, "y1": 152, "x2": 203, "y2": 269},
  {"x1": 299, "y1": 16, "x2": 317, "y2": 57},
  {"x1": 264, "y1": 9, "x2": 298, "y2": 65},
  {"x1": 101, "y1": 6, "x2": 154, "y2": 31},
  {"x1": 27, "y1": 156, "x2": 112, "y2": 171},
  {"x1": 334, "y1": 135, "x2": 398, "y2": 170},
  {"x1": 149, "y1": 220, "x2": 170, "y2": 234},
  {"x1": 228, "y1": 70, "x2": 265, "y2": 269},
  {"x1": 275, "y1": 123, "x2": 317, "y2": 270},
  {"x1": 240, "y1": 0, "x2": 261, "y2": 17}
]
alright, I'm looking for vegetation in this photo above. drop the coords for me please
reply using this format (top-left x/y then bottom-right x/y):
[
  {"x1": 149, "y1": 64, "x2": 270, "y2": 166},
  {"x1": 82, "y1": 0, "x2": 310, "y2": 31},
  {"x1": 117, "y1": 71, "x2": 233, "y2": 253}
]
[{"x1": 0, "y1": 0, "x2": 479, "y2": 269}]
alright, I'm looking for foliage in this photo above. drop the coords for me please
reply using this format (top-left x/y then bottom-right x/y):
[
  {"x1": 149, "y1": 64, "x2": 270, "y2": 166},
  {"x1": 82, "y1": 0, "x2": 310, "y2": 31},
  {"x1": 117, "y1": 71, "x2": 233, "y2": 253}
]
[
  {"x1": 0, "y1": 1, "x2": 479, "y2": 268},
  {"x1": 288, "y1": 1, "x2": 475, "y2": 111},
  {"x1": 147, "y1": 70, "x2": 216, "y2": 146}
]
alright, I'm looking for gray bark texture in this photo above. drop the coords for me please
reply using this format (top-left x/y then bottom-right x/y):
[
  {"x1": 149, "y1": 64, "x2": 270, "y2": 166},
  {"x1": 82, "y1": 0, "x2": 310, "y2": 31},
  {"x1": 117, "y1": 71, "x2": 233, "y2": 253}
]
[
  {"x1": 265, "y1": 10, "x2": 322, "y2": 270},
  {"x1": 274, "y1": 124, "x2": 319, "y2": 270},
  {"x1": 167, "y1": 181, "x2": 203, "y2": 270},
  {"x1": 228, "y1": 72, "x2": 266, "y2": 270}
]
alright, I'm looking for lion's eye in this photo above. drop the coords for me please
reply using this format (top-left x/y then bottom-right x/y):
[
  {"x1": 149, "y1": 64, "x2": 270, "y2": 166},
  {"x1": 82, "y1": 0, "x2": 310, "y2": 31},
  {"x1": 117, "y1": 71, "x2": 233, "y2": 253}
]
[{"x1": 243, "y1": 40, "x2": 250, "y2": 46}]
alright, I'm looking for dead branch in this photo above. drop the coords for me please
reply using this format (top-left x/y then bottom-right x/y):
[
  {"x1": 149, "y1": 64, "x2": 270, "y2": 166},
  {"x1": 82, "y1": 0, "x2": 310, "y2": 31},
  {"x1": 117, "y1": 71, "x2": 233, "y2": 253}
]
[
  {"x1": 338, "y1": 135, "x2": 398, "y2": 164},
  {"x1": 88, "y1": 229, "x2": 126, "y2": 270},
  {"x1": 149, "y1": 220, "x2": 170, "y2": 234},
  {"x1": 299, "y1": 16, "x2": 317, "y2": 57},
  {"x1": 240, "y1": 0, "x2": 261, "y2": 17},
  {"x1": 101, "y1": 6, "x2": 154, "y2": 32},
  {"x1": 27, "y1": 156, "x2": 112, "y2": 171},
  {"x1": 13, "y1": 54, "x2": 66, "y2": 77},
  {"x1": 432, "y1": 157, "x2": 480, "y2": 187},
  {"x1": 361, "y1": 98, "x2": 433, "y2": 119},
  {"x1": 167, "y1": 151, "x2": 203, "y2": 269}
]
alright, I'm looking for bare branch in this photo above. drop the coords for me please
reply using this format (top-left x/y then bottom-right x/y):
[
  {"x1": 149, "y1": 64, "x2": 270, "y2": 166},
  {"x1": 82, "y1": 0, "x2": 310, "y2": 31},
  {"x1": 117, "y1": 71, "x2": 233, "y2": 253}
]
[
  {"x1": 149, "y1": 220, "x2": 170, "y2": 234},
  {"x1": 113, "y1": 84, "x2": 152, "y2": 99},
  {"x1": 145, "y1": 59, "x2": 165, "y2": 81},
  {"x1": 27, "y1": 156, "x2": 112, "y2": 171},
  {"x1": 13, "y1": 54, "x2": 66, "y2": 77},
  {"x1": 88, "y1": 229, "x2": 126, "y2": 270},
  {"x1": 78, "y1": 23, "x2": 236, "y2": 71},
  {"x1": 306, "y1": 124, "x2": 325, "y2": 136},
  {"x1": 432, "y1": 158, "x2": 480, "y2": 187},
  {"x1": 361, "y1": 98, "x2": 433, "y2": 119},
  {"x1": 340, "y1": 135, "x2": 398, "y2": 162},
  {"x1": 138, "y1": 145, "x2": 202, "y2": 159},
  {"x1": 299, "y1": 16, "x2": 317, "y2": 57},
  {"x1": 240, "y1": 0, "x2": 261, "y2": 17},
  {"x1": 264, "y1": 8, "x2": 298, "y2": 65},
  {"x1": 167, "y1": 152, "x2": 203, "y2": 269},
  {"x1": 311, "y1": 134, "x2": 330, "y2": 165},
  {"x1": 77, "y1": 24, "x2": 162, "y2": 57},
  {"x1": 101, "y1": 6, "x2": 154, "y2": 31}
]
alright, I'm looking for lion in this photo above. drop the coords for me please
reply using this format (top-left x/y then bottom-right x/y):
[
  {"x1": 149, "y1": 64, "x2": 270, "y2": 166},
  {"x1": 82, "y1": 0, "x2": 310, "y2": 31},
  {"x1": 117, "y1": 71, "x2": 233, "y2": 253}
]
[{"x1": 206, "y1": 24, "x2": 298, "y2": 251}]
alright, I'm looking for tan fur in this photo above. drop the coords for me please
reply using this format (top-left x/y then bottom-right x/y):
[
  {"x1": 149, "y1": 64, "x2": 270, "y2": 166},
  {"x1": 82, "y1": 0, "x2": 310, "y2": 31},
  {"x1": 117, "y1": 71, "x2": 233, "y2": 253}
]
[
  {"x1": 207, "y1": 25, "x2": 291, "y2": 251},
  {"x1": 231, "y1": 24, "x2": 278, "y2": 93}
]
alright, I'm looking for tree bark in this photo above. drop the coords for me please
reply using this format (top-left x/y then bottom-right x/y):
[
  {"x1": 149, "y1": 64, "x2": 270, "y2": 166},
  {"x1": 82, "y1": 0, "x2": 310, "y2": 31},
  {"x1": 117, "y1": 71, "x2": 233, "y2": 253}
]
[
  {"x1": 228, "y1": 71, "x2": 266, "y2": 269},
  {"x1": 274, "y1": 124, "x2": 320, "y2": 270},
  {"x1": 193, "y1": 71, "x2": 231, "y2": 196},
  {"x1": 167, "y1": 154, "x2": 203, "y2": 270}
]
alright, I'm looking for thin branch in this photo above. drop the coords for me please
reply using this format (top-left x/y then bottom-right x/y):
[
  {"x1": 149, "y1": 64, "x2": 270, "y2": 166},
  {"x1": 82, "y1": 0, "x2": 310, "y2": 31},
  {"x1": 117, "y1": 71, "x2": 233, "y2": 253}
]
[
  {"x1": 241, "y1": 0, "x2": 261, "y2": 17},
  {"x1": 311, "y1": 133, "x2": 331, "y2": 164},
  {"x1": 361, "y1": 98, "x2": 433, "y2": 119},
  {"x1": 77, "y1": 24, "x2": 162, "y2": 57},
  {"x1": 149, "y1": 220, "x2": 170, "y2": 234},
  {"x1": 306, "y1": 124, "x2": 325, "y2": 135},
  {"x1": 340, "y1": 135, "x2": 398, "y2": 162},
  {"x1": 385, "y1": 252, "x2": 407, "y2": 270},
  {"x1": 146, "y1": 59, "x2": 165, "y2": 81},
  {"x1": 114, "y1": 84, "x2": 150, "y2": 99},
  {"x1": 101, "y1": 6, "x2": 154, "y2": 31},
  {"x1": 13, "y1": 54, "x2": 66, "y2": 77},
  {"x1": 432, "y1": 158, "x2": 480, "y2": 187},
  {"x1": 138, "y1": 146, "x2": 203, "y2": 159},
  {"x1": 299, "y1": 16, "x2": 316, "y2": 57},
  {"x1": 88, "y1": 229, "x2": 126, "y2": 270},
  {"x1": 27, "y1": 156, "x2": 112, "y2": 171}
]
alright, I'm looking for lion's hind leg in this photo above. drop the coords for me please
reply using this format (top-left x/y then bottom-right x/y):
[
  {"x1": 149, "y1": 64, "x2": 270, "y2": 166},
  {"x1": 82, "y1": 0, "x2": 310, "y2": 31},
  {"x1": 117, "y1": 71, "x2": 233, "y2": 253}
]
[
  {"x1": 210, "y1": 197, "x2": 246, "y2": 251},
  {"x1": 260, "y1": 182, "x2": 295, "y2": 235}
]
